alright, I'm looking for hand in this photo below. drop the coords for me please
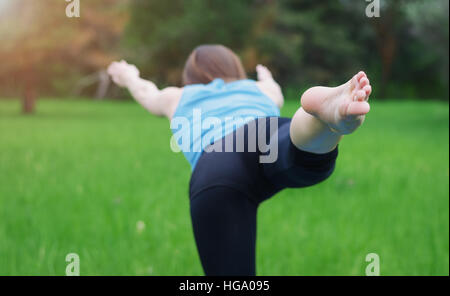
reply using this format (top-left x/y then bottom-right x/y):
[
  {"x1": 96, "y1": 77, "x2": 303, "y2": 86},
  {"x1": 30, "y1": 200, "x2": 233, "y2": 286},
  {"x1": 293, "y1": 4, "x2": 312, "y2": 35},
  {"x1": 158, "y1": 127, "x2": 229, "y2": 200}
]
[
  {"x1": 107, "y1": 60, "x2": 140, "y2": 87},
  {"x1": 256, "y1": 64, "x2": 273, "y2": 81}
]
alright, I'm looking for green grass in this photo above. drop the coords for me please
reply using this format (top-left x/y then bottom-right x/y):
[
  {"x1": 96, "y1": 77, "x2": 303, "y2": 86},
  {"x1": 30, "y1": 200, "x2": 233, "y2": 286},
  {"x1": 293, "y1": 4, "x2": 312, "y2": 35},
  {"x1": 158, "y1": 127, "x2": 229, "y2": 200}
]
[{"x1": 0, "y1": 98, "x2": 448, "y2": 275}]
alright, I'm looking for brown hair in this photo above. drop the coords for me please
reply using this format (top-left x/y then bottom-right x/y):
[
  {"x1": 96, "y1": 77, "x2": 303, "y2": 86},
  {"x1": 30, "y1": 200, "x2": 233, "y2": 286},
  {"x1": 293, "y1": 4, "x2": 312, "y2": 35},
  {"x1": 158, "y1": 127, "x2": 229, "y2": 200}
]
[{"x1": 182, "y1": 44, "x2": 247, "y2": 85}]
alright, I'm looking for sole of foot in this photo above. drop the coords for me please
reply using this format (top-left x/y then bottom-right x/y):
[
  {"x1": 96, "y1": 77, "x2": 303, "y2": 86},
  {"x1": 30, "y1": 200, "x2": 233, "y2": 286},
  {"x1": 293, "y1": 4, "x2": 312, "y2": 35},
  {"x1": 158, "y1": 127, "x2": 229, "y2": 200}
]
[{"x1": 301, "y1": 71, "x2": 372, "y2": 135}]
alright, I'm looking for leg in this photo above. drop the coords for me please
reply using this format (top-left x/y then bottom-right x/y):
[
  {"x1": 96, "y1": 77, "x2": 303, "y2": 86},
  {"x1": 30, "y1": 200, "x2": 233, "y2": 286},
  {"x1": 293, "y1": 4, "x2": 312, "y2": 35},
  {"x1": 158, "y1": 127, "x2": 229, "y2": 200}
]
[
  {"x1": 290, "y1": 71, "x2": 372, "y2": 154},
  {"x1": 190, "y1": 186, "x2": 258, "y2": 276},
  {"x1": 261, "y1": 118, "x2": 339, "y2": 196}
]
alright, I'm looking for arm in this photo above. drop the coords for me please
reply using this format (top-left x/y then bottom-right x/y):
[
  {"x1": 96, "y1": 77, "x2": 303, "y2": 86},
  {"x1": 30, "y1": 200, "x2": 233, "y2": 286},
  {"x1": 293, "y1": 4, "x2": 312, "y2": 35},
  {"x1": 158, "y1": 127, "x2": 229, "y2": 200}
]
[
  {"x1": 107, "y1": 60, "x2": 182, "y2": 119},
  {"x1": 255, "y1": 64, "x2": 284, "y2": 109}
]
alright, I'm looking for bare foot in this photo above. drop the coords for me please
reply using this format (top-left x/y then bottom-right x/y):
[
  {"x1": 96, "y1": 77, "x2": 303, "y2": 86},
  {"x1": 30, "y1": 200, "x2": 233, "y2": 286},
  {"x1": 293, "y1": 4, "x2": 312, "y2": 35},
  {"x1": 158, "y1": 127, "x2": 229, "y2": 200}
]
[{"x1": 301, "y1": 71, "x2": 372, "y2": 135}]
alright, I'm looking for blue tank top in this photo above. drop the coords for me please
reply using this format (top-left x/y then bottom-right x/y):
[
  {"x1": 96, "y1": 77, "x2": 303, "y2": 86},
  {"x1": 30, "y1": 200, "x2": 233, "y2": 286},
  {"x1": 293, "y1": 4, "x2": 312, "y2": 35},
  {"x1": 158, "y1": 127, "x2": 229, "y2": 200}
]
[{"x1": 170, "y1": 78, "x2": 280, "y2": 170}]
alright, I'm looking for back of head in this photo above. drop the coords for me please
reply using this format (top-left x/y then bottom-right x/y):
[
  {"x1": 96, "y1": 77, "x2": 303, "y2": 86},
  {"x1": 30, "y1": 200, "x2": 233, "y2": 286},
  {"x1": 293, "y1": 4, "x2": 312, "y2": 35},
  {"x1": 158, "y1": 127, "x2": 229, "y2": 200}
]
[{"x1": 182, "y1": 44, "x2": 247, "y2": 85}]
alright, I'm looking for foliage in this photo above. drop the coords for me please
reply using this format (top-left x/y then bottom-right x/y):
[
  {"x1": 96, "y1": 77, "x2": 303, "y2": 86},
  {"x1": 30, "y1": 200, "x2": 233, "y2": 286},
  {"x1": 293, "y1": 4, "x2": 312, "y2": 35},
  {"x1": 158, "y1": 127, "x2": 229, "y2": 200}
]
[
  {"x1": 124, "y1": 0, "x2": 261, "y2": 85},
  {"x1": 125, "y1": 0, "x2": 449, "y2": 100},
  {"x1": 0, "y1": 0, "x2": 129, "y2": 97},
  {"x1": 0, "y1": 0, "x2": 447, "y2": 100}
]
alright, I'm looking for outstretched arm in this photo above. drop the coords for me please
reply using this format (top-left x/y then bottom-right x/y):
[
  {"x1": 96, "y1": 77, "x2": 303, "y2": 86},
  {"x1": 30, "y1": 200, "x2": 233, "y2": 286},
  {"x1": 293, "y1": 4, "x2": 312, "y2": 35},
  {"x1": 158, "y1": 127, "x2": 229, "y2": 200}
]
[
  {"x1": 107, "y1": 60, "x2": 182, "y2": 119},
  {"x1": 255, "y1": 64, "x2": 284, "y2": 108}
]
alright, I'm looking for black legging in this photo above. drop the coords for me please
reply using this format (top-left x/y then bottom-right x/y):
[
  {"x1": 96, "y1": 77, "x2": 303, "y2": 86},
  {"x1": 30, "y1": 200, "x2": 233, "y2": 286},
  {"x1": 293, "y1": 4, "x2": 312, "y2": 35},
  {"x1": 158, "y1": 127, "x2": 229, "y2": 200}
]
[
  {"x1": 191, "y1": 186, "x2": 258, "y2": 275},
  {"x1": 189, "y1": 117, "x2": 338, "y2": 275}
]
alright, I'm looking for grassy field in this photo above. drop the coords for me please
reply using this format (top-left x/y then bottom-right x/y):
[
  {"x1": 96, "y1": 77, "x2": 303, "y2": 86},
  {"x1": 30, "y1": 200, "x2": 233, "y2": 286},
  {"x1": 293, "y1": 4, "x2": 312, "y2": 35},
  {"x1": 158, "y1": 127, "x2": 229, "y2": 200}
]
[{"x1": 0, "y1": 98, "x2": 448, "y2": 275}]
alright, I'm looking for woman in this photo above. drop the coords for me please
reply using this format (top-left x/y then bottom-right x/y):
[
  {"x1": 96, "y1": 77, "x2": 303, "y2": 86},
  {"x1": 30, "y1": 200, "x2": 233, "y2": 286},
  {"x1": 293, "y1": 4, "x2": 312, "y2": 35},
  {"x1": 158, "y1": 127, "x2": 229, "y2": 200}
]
[{"x1": 107, "y1": 44, "x2": 372, "y2": 276}]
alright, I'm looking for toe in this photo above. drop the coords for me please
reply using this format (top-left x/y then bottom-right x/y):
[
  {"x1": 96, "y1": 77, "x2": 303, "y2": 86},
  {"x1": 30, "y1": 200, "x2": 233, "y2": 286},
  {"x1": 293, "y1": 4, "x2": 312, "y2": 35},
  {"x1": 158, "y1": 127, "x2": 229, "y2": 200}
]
[
  {"x1": 356, "y1": 71, "x2": 366, "y2": 82},
  {"x1": 363, "y1": 85, "x2": 372, "y2": 98},
  {"x1": 345, "y1": 101, "x2": 370, "y2": 116},
  {"x1": 351, "y1": 71, "x2": 366, "y2": 91},
  {"x1": 359, "y1": 77, "x2": 370, "y2": 88},
  {"x1": 350, "y1": 77, "x2": 356, "y2": 89},
  {"x1": 354, "y1": 90, "x2": 367, "y2": 102},
  {"x1": 350, "y1": 75, "x2": 359, "y2": 90}
]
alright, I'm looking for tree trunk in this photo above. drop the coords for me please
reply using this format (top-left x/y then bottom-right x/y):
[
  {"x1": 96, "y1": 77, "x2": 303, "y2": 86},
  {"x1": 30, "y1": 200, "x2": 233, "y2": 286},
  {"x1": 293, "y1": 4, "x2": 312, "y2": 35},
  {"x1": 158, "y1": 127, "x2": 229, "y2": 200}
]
[
  {"x1": 377, "y1": 29, "x2": 396, "y2": 99},
  {"x1": 22, "y1": 83, "x2": 36, "y2": 114},
  {"x1": 372, "y1": 2, "x2": 399, "y2": 99},
  {"x1": 22, "y1": 69, "x2": 37, "y2": 114}
]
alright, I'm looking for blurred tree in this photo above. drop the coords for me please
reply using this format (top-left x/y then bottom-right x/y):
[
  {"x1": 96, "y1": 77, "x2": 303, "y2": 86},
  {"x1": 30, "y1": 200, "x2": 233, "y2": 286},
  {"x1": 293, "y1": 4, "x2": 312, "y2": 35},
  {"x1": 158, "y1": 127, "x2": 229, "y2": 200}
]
[
  {"x1": 2, "y1": 0, "x2": 446, "y2": 102},
  {"x1": 257, "y1": 0, "x2": 364, "y2": 87},
  {"x1": 0, "y1": 0, "x2": 128, "y2": 113},
  {"x1": 342, "y1": 0, "x2": 449, "y2": 99},
  {"x1": 402, "y1": 0, "x2": 449, "y2": 99},
  {"x1": 370, "y1": 1, "x2": 401, "y2": 98},
  {"x1": 125, "y1": 0, "x2": 368, "y2": 89},
  {"x1": 124, "y1": 0, "x2": 448, "y2": 100},
  {"x1": 125, "y1": 0, "x2": 265, "y2": 86}
]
